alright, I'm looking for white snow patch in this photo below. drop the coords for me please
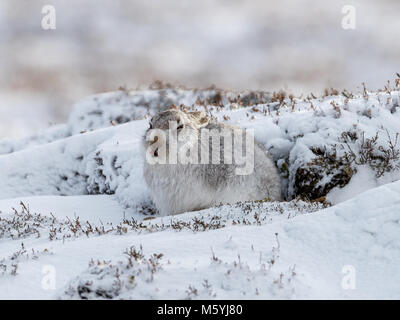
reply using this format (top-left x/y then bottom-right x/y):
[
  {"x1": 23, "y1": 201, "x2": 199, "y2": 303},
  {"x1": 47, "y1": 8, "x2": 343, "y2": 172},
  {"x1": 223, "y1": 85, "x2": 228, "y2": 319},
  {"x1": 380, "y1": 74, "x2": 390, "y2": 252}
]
[{"x1": 326, "y1": 165, "x2": 377, "y2": 204}]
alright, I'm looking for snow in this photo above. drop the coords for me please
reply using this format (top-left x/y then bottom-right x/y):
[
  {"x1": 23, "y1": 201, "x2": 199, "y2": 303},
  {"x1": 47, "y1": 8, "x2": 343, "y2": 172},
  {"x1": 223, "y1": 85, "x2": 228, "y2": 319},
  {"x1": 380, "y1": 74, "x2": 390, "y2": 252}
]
[
  {"x1": 326, "y1": 165, "x2": 377, "y2": 204},
  {"x1": 0, "y1": 195, "x2": 126, "y2": 225},
  {"x1": 1, "y1": 181, "x2": 400, "y2": 299},
  {"x1": 1, "y1": 87, "x2": 400, "y2": 299}
]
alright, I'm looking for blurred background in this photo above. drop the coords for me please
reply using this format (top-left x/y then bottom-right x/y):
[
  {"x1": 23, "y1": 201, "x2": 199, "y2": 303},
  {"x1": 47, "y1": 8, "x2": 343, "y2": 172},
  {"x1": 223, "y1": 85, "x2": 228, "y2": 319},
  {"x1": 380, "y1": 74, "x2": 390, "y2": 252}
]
[{"x1": 1, "y1": 0, "x2": 399, "y2": 139}]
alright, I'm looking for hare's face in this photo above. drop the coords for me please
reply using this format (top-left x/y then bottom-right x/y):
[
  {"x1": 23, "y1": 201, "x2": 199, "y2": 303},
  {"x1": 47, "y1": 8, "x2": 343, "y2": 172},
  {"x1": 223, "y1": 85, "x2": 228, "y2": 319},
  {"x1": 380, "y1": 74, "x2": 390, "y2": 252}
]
[
  {"x1": 149, "y1": 109, "x2": 194, "y2": 130},
  {"x1": 144, "y1": 109, "x2": 209, "y2": 161}
]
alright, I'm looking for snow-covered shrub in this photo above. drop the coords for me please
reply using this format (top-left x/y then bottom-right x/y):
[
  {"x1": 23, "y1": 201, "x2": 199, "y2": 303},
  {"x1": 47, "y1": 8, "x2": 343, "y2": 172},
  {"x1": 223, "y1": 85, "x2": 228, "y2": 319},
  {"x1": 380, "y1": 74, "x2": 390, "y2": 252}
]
[
  {"x1": 0, "y1": 130, "x2": 97, "y2": 199},
  {"x1": 289, "y1": 130, "x2": 400, "y2": 200},
  {"x1": 62, "y1": 240, "x2": 298, "y2": 299},
  {"x1": 0, "y1": 243, "x2": 53, "y2": 276},
  {"x1": 340, "y1": 130, "x2": 400, "y2": 178},
  {"x1": 282, "y1": 92, "x2": 400, "y2": 200},
  {"x1": 63, "y1": 246, "x2": 164, "y2": 299}
]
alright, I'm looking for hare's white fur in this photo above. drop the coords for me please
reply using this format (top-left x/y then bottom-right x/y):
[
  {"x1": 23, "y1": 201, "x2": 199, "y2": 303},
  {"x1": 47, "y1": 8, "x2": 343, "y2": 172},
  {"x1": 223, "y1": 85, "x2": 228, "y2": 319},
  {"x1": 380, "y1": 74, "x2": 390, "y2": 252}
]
[{"x1": 143, "y1": 109, "x2": 282, "y2": 216}]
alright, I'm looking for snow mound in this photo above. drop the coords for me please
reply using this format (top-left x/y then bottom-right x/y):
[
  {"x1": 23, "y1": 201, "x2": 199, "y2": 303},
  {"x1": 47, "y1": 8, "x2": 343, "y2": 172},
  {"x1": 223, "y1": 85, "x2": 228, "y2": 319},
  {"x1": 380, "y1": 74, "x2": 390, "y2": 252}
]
[
  {"x1": 58, "y1": 180, "x2": 400, "y2": 299},
  {"x1": 1, "y1": 86, "x2": 400, "y2": 207},
  {"x1": 0, "y1": 87, "x2": 272, "y2": 155},
  {"x1": 1, "y1": 180, "x2": 399, "y2": 299},
  {"x1": 0, "y1": 120, "x2": 152, "y2": 211}
]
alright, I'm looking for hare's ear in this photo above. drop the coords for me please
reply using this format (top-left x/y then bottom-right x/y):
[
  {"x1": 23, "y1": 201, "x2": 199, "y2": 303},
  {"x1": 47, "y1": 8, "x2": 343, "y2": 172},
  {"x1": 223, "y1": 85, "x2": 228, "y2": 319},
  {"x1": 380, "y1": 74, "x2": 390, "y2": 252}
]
[{"x1": 188, "y1": 111, "x2": 209, "y2": 128}]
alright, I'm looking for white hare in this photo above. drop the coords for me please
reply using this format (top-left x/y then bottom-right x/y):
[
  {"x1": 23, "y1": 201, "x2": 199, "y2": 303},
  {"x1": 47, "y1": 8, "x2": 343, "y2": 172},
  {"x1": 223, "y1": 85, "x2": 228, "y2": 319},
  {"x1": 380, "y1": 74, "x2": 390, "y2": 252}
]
[{"x1": 143, "y1": 109, "x2": 282, "y2": 216}]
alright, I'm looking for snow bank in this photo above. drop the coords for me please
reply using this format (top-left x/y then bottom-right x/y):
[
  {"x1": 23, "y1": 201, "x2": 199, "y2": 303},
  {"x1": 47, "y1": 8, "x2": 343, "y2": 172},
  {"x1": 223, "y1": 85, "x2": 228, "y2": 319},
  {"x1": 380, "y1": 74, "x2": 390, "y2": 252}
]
[
  {"x1": 1, "y1": 86, "x2": 399, "y2": 207},
  {"x1": 0, "y1": 120, "x2": 153, "y2": 212}
]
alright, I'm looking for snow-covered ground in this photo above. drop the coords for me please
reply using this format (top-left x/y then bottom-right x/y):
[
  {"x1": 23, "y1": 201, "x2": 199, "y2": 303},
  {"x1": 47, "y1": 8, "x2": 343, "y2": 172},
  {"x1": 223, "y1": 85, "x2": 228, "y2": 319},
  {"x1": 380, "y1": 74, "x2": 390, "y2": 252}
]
[
  {"x1": 1, "y1": 86, "x2": 400, "y2": 299},
  {"x1": 1, "y1": 182, "x2": 399, "y2": 299}
]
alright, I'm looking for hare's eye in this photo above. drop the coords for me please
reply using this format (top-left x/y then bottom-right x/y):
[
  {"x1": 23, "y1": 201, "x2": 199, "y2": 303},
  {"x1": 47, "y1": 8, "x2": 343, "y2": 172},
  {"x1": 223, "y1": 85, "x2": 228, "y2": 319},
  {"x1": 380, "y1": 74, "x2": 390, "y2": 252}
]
[
  {"x1": 177, "y1": 124, "x2": 184, "y2": 130},
  {"x1": 149, "y1": 123, "x2": 153, "y2": 129}
]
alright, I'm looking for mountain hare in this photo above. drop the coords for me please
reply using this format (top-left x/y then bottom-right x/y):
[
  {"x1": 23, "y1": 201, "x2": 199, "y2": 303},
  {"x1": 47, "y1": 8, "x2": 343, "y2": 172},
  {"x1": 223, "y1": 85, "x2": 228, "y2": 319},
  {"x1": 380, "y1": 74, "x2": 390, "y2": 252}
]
[{"x1": 143, "y1": 109, "x2": 282, "y2": 216}]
